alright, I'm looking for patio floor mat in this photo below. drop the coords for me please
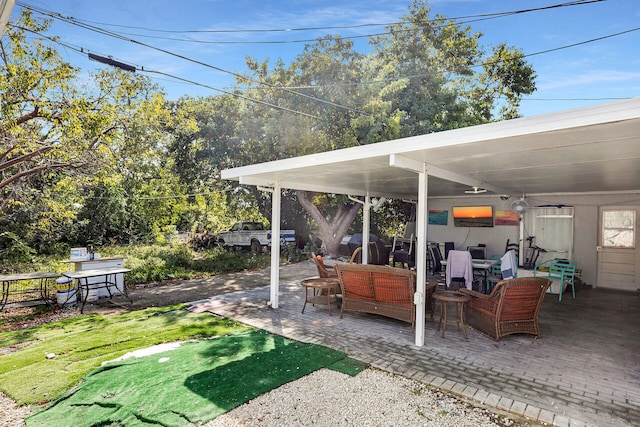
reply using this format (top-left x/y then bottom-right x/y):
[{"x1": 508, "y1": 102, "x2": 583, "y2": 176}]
[{"x1": 26, "y1": 329, "x2": 358, "y2": 427}]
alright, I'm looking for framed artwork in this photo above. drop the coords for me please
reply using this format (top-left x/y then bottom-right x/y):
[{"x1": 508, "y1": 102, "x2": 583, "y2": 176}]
[
  {"x1": 428, "y1": 210, "x2": 448, "y2": 225},
  {"x1": 495, "y1": 209, "x2": 520, "y2": 226},
  {"x1": 452, "y1": 206, "x2": 494, "y2": 227}
]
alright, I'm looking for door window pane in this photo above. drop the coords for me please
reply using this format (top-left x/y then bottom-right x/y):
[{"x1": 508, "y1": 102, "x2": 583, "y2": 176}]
[{"x1": 602, "y1": 210, "x2": 635, "y2": 248}]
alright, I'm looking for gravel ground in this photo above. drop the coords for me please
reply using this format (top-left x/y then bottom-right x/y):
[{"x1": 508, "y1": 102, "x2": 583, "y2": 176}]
[
  {"x1": 0, "y1": 369, "x2": 526, "y2": 427},
  {"x1": 207, "y1": 369, "x2": 524, "y2": 427},
  {"x1": 0, "y1": 393, "x2": 34, "y2": 427}
]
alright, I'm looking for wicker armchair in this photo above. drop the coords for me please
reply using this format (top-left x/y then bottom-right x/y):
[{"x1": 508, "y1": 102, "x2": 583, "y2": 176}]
[
  {"x1": 311, "y1": 253, "x2": 338, "y2": 279},
  {"x1": 459, "y1": 277, "x2": 552, "y2": 341}
]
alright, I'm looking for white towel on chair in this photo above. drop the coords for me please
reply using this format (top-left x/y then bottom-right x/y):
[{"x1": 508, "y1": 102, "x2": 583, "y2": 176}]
[
  {"x1": 501, "y1": 250, "x2": 517, "y2": 279},
  {"x1": 445, "y1": 250, "x2": 473, "y2": 289}
]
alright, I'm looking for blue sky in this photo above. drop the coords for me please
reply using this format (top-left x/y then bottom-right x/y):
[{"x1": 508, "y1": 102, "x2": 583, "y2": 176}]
[{"x1": 7, "y1": 0, "x2": 640, "y2": 117}]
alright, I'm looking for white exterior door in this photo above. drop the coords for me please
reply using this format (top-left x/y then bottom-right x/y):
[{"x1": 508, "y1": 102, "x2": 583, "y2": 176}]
[{"x1": 597, "y1": 207, "x2": 639, "y2": 291}]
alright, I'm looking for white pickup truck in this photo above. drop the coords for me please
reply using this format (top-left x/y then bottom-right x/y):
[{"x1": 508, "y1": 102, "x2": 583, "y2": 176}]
[{"x1": 214, "y1": 221, "x2": 296, "y2": 253}]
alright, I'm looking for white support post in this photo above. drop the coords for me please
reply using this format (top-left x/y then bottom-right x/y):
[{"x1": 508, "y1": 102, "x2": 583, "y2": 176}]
[
  {"x1": 267, "y1": 182, "x2": 281, "y2": 308},
  {"x1": 362, "y1": 195, "x2": 371, "y2": 264},
  {"x1": 348, "y1": 195, "x2": 370, "y2": 264},
  {"x1": 0, "y1": 0, "x2": 16, "y2": 37},
  {"x1": 519, "y1": 216, "x2": 525, "y2": 267},
  {"x1": 414, "y1": 170, "x2": 428, "y2": 347}
]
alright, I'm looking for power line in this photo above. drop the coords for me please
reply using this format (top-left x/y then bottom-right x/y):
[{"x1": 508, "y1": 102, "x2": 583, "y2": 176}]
[
  {"x1": 17, "y1": 1, "x2": 627, "y2": 98},
  {"x1": 16, "y1": 3, "x2": 371, "y2": 118},
  {"x1": 14, "y1": 13, "x2": 637, "y2": 108},
  {"x1": 521, "y1": 26, "x2": 640, "y2": 58},
  {"x1": 11, "y1": 24, "x2": 329, "y2": 121},
  {"x1": 523, "y1": 97, "x2": 632, "y2": 101},
  {"x1": 12, "y1": 1, "x2": 634, "y2": 107},
  {"x1": 19, "y1": 0, "x2": 603, "y2": 46},
  {"x1": 142, "y1": 69, "x2": 329, "y2": 121}
]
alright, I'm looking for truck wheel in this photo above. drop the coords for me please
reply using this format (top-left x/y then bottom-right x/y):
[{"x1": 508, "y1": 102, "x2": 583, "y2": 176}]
[{"x1": 250, "y1": 239, "x2": 262, "y2": 254}]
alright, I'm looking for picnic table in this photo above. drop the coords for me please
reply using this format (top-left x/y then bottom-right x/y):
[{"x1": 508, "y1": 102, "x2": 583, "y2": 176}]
[
  {"x1": 62, "y1": 267, "x2": 132, "y2": 313},
  {"x1": 0, "y1": 272, "x2": 59, "y2": 310}
]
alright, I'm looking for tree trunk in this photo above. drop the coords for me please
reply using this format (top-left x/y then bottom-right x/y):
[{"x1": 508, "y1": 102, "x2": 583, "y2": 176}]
[{"x1": 297, "y1": 190, "x2": 361, "y2": 256}]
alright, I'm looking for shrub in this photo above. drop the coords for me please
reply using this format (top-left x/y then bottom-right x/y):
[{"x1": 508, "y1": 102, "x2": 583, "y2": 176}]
[{"x1": 0, "y1": 242, "x2": 276, "y2": 286}]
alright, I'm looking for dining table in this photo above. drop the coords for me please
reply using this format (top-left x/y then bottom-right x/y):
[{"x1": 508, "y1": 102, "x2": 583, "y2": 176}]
[{"x1": 440, "y1": 258, "x2": 498, "y2": 292}]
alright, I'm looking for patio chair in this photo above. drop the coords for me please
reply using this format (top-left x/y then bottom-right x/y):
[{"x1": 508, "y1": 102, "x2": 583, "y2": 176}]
[
  {"x1": 467, "y1": 245, "x2": 487, "y2": 260},
  {"x1": 391, "y1": 222, "x2": 416, "y2": 269},
  {"x1": 428, "y1": 244, "x2": 443, "y2": 275},
  {"x1": 505, "y1": 238, "x2": 520, "y2": 262},
  {"x1": 486, "y1": 255, "x2": 503, "y2": 292},
  {"x1": 486, "y1": 250, "x2": 518, "y2": 293},
  {"x1": 349, "y1": 247, "x2": 362, "y2": 264},
  {"x1": 534, "y1": 258, "x2": 576, "y2": 301},
  {"x1": 445, "y1": 250, "x2": 473, "y2": 290},
  {"x1": 459, "y1": 277, "x2": 552, "y2": 340},
  {"x1": 444, "y1": 241, "x2": 455, "y2": 259},
  {"x1": 311, "y1": 253, "x2": 338, "y2": 279}
]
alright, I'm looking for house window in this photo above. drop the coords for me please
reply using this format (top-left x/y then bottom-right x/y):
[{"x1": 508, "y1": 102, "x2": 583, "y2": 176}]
[
  {"x1": 524, "y1": 207, "x2": 574, "y2": 264},
  {"x1": 602, "y1": 210, "x2": 635, "y2": 248}
]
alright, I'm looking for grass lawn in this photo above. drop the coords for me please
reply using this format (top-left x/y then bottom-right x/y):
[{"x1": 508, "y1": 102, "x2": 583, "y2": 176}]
[
  {"x1": 1, "y1": 304, "x2": 367, "y2": 426},
  {"x1": 0, "y1": 305, "x2": 249, "y2": 405}
]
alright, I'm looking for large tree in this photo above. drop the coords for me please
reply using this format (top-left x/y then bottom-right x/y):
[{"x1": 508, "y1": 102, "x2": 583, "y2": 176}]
[
  {"x1": 224, "y1": 0, "x2": 536, "y2": 256},
  {"x1": 0, "y1": 11, "x2": 189, "y2": 253}
]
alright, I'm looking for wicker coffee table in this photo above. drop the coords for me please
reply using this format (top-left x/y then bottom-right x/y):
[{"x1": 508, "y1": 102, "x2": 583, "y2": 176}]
[
  {"x1": 433, "y1": 290, "x2": 471, "y2": 339},
  {"x1": 300, "y1": 277, "x2": 341, "y2": 316}
]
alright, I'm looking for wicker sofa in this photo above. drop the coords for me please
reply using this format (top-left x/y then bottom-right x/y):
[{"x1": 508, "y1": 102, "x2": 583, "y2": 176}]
[
  {"x1": 459, "y1": 277, "x2": 552, "y2": 341},
  {"x1": 334, "y1": 263, "x2": 420, "y2": 328}
]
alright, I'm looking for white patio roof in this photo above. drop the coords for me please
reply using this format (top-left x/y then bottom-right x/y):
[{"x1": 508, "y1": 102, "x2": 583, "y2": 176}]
[
  {"x1": 221, "y1": 96, "x2": 640, "y2": 347},
  {"x1": 222, "y1": 97, "x2": 640, "y2": 198}
]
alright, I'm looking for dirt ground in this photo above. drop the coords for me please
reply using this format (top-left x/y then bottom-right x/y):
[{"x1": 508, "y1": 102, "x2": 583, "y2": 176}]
[{"x1": 1, "y1": 261, "x2": 318, "y2": 332}]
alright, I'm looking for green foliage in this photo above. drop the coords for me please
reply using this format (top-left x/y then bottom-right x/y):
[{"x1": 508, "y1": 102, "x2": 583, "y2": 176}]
[
  {"x1": 100, "y1": 243, "x2": 271, "y2": 284},
  {"x1": 1, "y1": 10, "x2": 203, "y2": 253},
  {"x1": 0, "y1": 232, "x2": 35, "y2": 262},
  {"x1": 0, "y1": 242, "x2": 273, "y2": 291},
  {"x1": 0, "y1": 3, "x2": 537, "y2": 259}
]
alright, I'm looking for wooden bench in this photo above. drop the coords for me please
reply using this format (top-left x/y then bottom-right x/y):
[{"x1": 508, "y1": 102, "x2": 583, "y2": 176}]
[{"x1": 0, "y1": 272, "x2": 59, "y2": 310}]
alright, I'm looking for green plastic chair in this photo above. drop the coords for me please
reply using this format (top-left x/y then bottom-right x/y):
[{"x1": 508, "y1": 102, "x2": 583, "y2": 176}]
[
  {"x1": 534, "y1": 258, "x2": 576, "y2": 301},
  {"x1": 486, "y1": 254, "x2": 520, "y2": 293}
]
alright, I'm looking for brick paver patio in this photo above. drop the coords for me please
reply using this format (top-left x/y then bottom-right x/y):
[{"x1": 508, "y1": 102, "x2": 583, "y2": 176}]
[{"x1": 191, "y1": 260, "x2": 640, "y2": 427}]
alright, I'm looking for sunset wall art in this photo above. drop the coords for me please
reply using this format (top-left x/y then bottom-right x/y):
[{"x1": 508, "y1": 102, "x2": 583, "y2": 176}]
[{"x1": 452, "y1": 206, "x2": 494, "y2": 227}]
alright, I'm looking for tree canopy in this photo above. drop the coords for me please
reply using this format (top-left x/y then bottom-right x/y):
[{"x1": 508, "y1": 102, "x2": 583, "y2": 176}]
[{"x1": 0, "y1": 1, "x2": 536, "y2": 259}]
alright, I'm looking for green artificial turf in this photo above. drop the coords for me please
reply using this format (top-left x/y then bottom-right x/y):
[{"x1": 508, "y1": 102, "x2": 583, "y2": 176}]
[
  {"x1": 25, "y1": 329, "x2": 349, "y2": 427},
  {"x1": 327, "y1": 356, "x2": 368, "y2": 376},
  {"x1": 0, "y1": 305, "x2": 248, "y2": 405}
]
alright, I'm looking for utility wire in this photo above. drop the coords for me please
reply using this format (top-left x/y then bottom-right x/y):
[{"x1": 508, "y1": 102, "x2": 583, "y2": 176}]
[
  {"x1": 12, "y1": 1, "x2": 633, "y2": 107},
  {"x1": 64, "y1": 0, "x2": 603, "y2": 35},
  {"x1": 521, "y1": 26, "x2": 640, "y2": 58},
  {"x1": 11, "y1": 24, "x2": 328, "y2": 121},
  {"x1": 13, "y1": 15, "x2": 637, "y2": 108},
  {"x1": 17, "y1": 1, "x2": 626, "y2": 100},
  {"x1": 18, "y1": 0, "x2": 604, "y2": 46},
  {"x1": 16, "y1": 3, "x2": 371, "y2": 118},
  {"x1": 143, "y1": 69, "x2": 329, "y2": 121}
]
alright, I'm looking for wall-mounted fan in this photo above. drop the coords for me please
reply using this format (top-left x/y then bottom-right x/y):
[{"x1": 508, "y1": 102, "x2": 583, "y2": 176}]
[{"x1": 510, "y1": 199, "x2": 529, "y2": 214}]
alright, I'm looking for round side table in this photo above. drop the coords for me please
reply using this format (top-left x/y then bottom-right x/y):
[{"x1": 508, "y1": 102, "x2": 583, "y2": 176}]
[
  {"x1": 300, "y1": 277, "x2": 341, "y2": 316},
  {"x1": 433, "y1": 290, "x2": 471, "y2": 339}
]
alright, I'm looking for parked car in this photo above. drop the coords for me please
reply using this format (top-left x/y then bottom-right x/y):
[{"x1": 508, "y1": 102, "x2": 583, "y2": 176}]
[{"x1": 214, "y1": 221, "x2": 296, "y2": 253}]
